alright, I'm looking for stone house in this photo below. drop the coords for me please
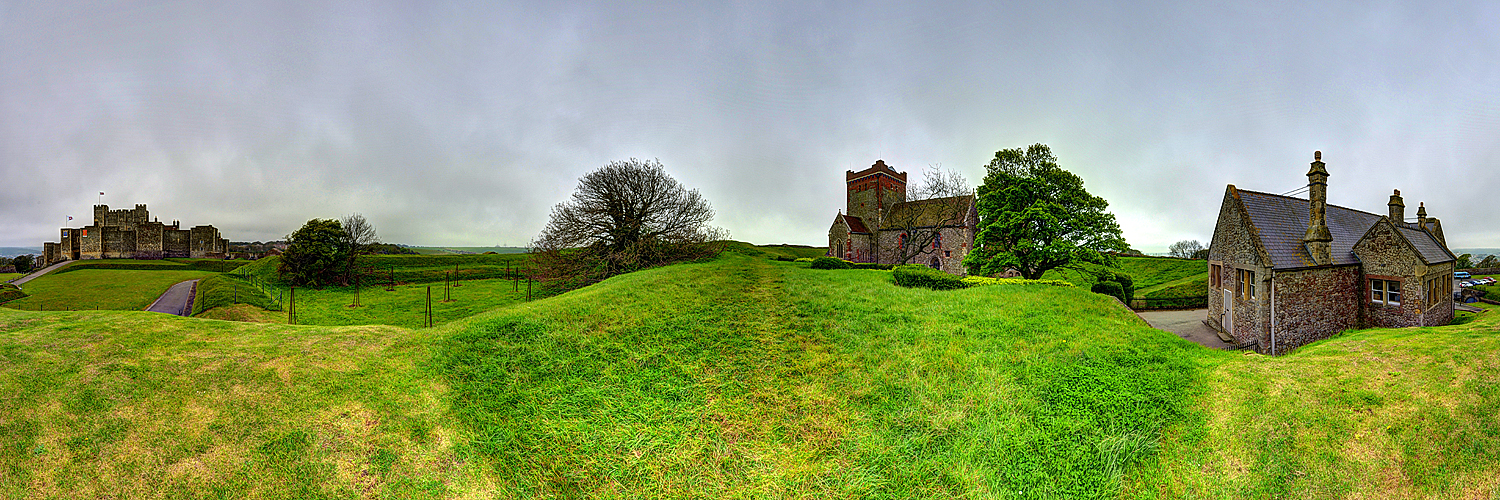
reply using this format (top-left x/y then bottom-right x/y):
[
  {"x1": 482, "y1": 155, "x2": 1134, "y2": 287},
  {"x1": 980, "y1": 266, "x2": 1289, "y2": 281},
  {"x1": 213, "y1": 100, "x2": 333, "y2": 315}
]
[
  {"x1": 1207, "y1": 151, "x2": 1456, "y2": 354},
  {"x1": 827, "y1": 160, "x2": 978, "y2": 274},
  {"x1": 42, "y1": 204, "x2": 229, "y2": 267}
]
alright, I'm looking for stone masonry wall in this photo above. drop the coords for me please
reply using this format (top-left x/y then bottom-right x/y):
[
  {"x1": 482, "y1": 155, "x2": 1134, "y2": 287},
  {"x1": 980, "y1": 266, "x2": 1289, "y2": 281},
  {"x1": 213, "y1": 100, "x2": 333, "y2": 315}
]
[
  {"x1": 1206, "y1": 186, "x2": 1273, "y2": 345},
  {"x1": 1355, "y1": 221, "x2": 1433, "y2": 328},
  {"x1": 135, "y1": 222, "x2": 164, "y2": 259},
  {"x1": 164, "y1": 229, "x2": 190, "y2": 258},
  {"x1": 1271, "y1": 266, "x2": 1361, "y2": 354},
  {"x1": 79, "y1": 226, "x2": 103, "y2": 259}
]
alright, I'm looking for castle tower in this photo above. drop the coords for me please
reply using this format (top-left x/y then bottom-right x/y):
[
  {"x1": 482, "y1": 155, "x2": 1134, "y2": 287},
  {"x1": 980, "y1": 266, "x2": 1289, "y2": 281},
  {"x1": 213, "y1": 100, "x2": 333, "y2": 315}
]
[
  {"x1": 845, "y1": 160, "x2": 907, "y2": 229},
  {"x1": 1302, "y1": 151, "x2": 1333, "y2": 266}
]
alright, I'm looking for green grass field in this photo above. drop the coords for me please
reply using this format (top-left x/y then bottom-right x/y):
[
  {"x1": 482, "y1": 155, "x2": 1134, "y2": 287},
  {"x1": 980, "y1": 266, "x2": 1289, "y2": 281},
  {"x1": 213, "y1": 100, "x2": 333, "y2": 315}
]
[
  {"x1": 195, "y1": 273, "x2": 531, "y2": 328},
  {"x1": 2, "y1": 252, "x2": 1498, "y2": 497},
  {"x1": 0, "y1": 273, "x2": 21, "y2": 282},
  {"x1": 2, "y1": 269, "x2": 215, "y2": 311}
]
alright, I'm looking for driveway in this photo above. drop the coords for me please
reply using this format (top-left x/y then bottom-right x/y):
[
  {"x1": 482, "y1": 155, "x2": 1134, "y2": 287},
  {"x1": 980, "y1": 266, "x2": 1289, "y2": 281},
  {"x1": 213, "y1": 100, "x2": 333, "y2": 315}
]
[
  {"x1": 1137, "y1": 308, "x2": 1233, "y2": 349},
  {"x1": 146, "y1": 279, "x2": 199, "y2": 316},
  {"x1": 9, "y1": 260, "x2": 72, "y2": 286}
]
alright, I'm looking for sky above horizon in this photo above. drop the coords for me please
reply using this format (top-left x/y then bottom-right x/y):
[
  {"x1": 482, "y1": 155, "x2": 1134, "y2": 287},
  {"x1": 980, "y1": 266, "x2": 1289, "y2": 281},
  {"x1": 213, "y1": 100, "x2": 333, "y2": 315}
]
[{"x1": 3, "y1": 1, "x2": 1498, "y2": 252}]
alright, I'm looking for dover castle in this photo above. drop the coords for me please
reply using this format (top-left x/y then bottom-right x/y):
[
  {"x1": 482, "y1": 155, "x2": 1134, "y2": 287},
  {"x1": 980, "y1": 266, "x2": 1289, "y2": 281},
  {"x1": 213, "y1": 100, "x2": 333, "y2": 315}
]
[{"x1": 42, "y1": 204, "x2": 229, "y2": 267}]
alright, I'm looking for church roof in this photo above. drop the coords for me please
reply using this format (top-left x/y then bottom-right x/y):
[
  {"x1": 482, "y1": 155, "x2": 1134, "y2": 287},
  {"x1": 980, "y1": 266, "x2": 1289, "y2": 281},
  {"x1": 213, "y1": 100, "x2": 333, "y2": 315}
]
[
  {"x1": 840, "y1": 214, "x2": 871, "y2": 234},
  {"x1": 1236, "y1": 189, "x2": 1453, "y2": 270},
  {"x1": 878, "y1": 195, "x2": 973, "y2": 230}
]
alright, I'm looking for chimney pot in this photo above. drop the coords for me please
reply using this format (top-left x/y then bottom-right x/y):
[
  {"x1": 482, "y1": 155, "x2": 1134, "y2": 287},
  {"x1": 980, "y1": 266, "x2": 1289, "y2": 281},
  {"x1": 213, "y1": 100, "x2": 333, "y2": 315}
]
[{"x1": 1314, "y1": 151, "x2": 1321, "y2": 161}]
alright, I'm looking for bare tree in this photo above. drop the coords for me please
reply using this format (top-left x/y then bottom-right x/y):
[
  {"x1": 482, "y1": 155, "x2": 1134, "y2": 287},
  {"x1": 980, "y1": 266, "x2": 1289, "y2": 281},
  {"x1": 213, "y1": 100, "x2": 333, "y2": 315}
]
[
  {"x1": 531, "y1": 158, "x2": 725, "y2": 288},
  {"x1": 341, "y1": 214, "x2": 379, "y2": 284},
  {"x1": 882, "y1": 164, "x2": 973, "y2": 266},
  {"x1": 1168, "y1": 239, "x2": 1204, "y2": 259}
]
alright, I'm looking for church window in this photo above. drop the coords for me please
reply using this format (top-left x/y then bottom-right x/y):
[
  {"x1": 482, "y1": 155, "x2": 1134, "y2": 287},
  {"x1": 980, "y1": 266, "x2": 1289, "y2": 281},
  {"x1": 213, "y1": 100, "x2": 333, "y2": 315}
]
[
  {"x1": 933, "y1": 232, "x2": 942, "y2": 249},
  {"x1": 898, "y1": 233, "x2": 908, "y2": 249}
]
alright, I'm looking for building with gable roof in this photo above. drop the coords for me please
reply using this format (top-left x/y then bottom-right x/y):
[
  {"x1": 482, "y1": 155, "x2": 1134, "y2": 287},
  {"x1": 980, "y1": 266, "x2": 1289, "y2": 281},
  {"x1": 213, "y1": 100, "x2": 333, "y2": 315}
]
[
  {"x1": 827, "y1": 160, "x2": 978, "y2": 274},
  {"x1": 1207, "y1": 151, "x2": 1456, "y2": 354}
]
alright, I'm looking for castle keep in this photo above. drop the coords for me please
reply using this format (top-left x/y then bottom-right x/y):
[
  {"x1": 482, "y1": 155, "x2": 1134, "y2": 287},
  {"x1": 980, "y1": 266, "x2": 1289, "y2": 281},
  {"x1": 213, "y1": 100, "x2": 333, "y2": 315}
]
[
  {"x1": 41, "y1": 204, "x2": 229, "y2": 266},
  {"x1": 1207, "y1": 152, "x2": 1456, "y2": 354}
]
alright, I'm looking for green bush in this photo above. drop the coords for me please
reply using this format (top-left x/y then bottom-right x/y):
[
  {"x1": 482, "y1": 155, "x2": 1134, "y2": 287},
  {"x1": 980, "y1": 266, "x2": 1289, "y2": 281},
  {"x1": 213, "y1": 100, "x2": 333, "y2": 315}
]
[
  {"x1": 892, "y1": 264, "x2": 966, "y2": 290},
  {"x1": 961, "y1": 276, "x2": 1073, "y2": 287},
  {"x1": 810, "y1": 256, "x2": 853, "y2": 270},
  {"x1": 1091, "y1": 281, "x2": 1125, "y2": 302},
  {"x1": 772, "y1": 255, "x2": 796, "y2": 262}
]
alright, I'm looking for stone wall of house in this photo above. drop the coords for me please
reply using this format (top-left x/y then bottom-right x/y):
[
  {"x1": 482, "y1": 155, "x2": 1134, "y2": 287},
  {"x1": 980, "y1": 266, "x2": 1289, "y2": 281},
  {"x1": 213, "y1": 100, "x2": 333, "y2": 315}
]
[
  {"x1": 1270, "y1": 266, "x2": 1361, "y2": 353},
  {"x1": 1354, "y1": 220, "x2": 1446, "y2": 328},
  {"x1": 1206, "y1": 185, "x2": 1273, "y2": 342}
]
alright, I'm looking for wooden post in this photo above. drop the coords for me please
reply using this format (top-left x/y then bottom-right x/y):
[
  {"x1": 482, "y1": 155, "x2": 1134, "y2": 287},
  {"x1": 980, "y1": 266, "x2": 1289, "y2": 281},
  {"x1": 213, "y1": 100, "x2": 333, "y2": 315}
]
[
  {"x1": 426, "y1": 286, "x2": 432, "y2": 327},
  {"x1": 353, "y1": 275, "x2": 361, "y2": 307},
  {"x1": 527, "y1": 271, "x2": 532, "y2": 301},
  {"x1": 288, "y1": 286, "x2": 296, "y2": 325},
  {"x1": 454, "y1": 263, "x2": 461, "y2": 287}
]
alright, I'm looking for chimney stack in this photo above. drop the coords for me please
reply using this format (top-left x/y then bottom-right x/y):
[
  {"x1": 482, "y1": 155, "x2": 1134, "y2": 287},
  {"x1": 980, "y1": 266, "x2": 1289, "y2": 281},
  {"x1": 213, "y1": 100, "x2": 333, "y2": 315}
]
[
  {"x1": 1416, "y1": 202, "x2": 1428, "y2": 230},
  {"x1": 1303, "y1": 151, "x2": 1333, "y2": 266},
  {"x1": 1388, "y1": 189, "x2": 1405, "y2": 223}
]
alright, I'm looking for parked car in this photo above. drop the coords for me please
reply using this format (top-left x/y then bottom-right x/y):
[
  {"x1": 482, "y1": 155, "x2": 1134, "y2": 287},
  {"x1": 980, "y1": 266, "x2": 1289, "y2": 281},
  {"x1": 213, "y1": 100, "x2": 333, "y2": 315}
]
[{"x1": 1455, "y1": 271, "x2": 1472, "y2": 279}]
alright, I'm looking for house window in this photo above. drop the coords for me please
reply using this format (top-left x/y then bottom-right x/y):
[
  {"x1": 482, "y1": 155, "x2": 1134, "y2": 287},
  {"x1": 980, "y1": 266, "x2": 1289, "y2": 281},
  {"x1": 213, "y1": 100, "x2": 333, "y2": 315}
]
[
  {"x1": 1211, "y1": 264, "x2": 1221, "y2": 288},
  {"x1": 1426, "y1": 273, "x2": 1453, "y2": 307},
  {"x1": 1370, "y1": 279, "x2": 1401, "y2": 307},
  {"x1": 1236, "y1": 269, "x2": 1255, "y2": 300}
]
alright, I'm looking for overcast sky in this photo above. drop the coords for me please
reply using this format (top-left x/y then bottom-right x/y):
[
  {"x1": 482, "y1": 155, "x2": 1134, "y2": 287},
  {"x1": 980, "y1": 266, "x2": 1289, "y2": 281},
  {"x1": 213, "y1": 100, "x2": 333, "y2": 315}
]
[{"x1": 3, "y1": 1, "x2": 1497, "y2": 252}]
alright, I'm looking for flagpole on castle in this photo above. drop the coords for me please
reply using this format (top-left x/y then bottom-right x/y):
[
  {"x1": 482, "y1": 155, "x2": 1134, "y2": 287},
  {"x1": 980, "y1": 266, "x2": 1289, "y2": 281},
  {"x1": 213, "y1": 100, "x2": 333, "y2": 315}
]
[{"x1": 97, "y1": 191, "x2": 103, "y2": 205}]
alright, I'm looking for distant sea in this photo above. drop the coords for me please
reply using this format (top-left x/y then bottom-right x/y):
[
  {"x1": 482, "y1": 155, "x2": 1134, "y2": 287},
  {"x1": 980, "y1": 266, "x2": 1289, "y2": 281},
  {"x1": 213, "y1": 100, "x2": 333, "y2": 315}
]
[
  {"x1": 0, "y1": 247, "x2": 40, "y2": 258},
  {"x1": 1454, "y1": 248, "x2": 1500, "y2": 257}
]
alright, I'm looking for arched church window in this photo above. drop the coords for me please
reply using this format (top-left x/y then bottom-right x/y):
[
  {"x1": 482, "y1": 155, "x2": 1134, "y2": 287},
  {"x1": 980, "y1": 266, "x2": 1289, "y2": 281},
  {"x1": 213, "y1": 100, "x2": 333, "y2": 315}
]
[
  {"x1": 898, "y1": 233, "x2": 908, "y2": 249},
  {"x1": 933, "y1": 232, "x2": 942, "y2": 249}
]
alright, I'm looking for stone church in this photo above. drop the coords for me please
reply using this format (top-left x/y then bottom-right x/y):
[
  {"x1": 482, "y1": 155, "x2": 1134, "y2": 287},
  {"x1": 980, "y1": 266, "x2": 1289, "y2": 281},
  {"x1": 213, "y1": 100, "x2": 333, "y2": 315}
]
[
  {"x1": 1207, "y1": 152, "x2": 1456, "y2": 354},
  {"x1": 827, "y1": 160, "x2": 977, "y2": 275},
  {"x1": 42, "y1": 204, "x2": 229, "y2": 267}
]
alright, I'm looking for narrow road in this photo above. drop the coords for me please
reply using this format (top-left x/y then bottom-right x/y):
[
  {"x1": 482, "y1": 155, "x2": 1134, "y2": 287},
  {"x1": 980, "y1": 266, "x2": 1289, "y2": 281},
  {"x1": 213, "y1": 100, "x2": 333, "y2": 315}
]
[
  {"x1": 146, "y1": 279, "x2": 199, "y2": 316},
  {"x1": 9, "y1": 260, "x2": 72, "y2": 286},
  {"x1": 1137, "y1": 308, "x2": 1233, "y2": 349}
]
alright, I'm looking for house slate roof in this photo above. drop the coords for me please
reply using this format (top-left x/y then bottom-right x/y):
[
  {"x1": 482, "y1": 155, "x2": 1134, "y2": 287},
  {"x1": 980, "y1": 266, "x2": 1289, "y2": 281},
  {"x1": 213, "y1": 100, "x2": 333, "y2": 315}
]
[
  {"x1": 840, "y1": 214, "x2": 871, "y2": 234},
  {"x1": 1393, "y1": 225, "x2": 1457, "y2": 264},
  {"x1": 1236, "y1": 189, "x2": 1454, "y2": 270},
  {"x1": 877, "y1": 195, "x2": 973, "y2": 230}
]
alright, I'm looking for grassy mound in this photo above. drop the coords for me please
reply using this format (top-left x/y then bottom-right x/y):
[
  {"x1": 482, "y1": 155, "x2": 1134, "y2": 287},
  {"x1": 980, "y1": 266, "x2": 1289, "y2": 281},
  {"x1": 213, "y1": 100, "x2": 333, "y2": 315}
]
[{"x1": 3, "y1": 253, "x2": 1499, "y2": 498}]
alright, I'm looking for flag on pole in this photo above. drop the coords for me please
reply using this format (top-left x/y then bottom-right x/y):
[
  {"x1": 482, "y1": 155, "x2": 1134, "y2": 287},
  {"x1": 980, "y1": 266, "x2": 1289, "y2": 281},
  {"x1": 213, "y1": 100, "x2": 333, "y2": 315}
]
[
  {"x1": 99, "y1": 192, "x2": 104, "y2": 196},
  {"x1": 67, "y1": 216, "x2": 72, "y2": 221}
]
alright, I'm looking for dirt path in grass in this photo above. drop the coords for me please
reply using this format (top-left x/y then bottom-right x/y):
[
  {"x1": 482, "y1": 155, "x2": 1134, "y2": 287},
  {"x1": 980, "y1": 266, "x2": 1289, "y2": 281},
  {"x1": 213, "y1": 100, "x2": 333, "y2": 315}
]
[{"x1": 146, "y1": 279, "x2": 199, "y2": 316}]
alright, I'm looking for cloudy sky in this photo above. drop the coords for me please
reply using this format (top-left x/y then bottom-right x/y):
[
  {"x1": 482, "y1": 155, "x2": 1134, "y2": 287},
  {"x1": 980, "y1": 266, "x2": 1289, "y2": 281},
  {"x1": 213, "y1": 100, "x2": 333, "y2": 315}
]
[{"x1": 2, "y1": 0, "x2": 1497, "y2": 252}]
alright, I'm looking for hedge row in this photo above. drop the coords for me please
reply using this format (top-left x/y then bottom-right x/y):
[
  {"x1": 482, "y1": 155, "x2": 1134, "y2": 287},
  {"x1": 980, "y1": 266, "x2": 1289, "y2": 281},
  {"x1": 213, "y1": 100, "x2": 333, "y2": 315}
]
[
  {"x1": 809, "y1": 257, "x2": 894, "y2": 270},
  {"x1": 960, "y1": 276, "x2": 1074, "y2": 288},
  {"x1": 893, "y1": 264, "x2": 966, "y2": 290},
  {"x1": 1130, "y1": 296, "x2": 1209, "y2": 310}
]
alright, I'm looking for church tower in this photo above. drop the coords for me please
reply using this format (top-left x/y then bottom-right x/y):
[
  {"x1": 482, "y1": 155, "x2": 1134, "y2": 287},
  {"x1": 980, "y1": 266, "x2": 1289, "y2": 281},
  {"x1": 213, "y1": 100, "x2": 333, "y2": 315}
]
[{"x1": 845, "y1": 160, "x2": 907, "y2": 229}]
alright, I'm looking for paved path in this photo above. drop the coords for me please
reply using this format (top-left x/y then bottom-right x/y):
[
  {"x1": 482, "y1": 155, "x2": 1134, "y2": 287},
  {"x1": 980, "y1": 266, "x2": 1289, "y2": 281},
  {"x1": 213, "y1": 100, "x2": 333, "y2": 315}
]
[
  {"x1": 9, "y1": 261, "x2": 72, "y2": 286},
  {"x1": 146, "y1": 279, "x2": 199, "y2": 316},
  {"x1": 1137, "y1": 308, "x2": 1233, "y2": 349}
]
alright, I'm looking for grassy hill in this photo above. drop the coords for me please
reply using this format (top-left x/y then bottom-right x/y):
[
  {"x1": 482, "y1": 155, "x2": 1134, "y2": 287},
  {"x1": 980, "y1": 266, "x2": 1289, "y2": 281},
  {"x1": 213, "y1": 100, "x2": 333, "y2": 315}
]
[
  {"x1": 1, "y1": 252, "x2": 1497, "y2": 497},
  {"x1": 1041, "y1": 256, "x2": 1209, "y2": 308}
]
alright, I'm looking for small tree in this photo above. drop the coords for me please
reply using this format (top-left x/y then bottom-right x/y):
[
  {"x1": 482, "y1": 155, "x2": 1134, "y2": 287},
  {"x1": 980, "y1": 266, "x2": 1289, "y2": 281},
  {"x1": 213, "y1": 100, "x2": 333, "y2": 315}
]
[
  {"x1": 11, "y1": 255, "x2": 34, "y2": 274},
  {"x1": 1168, "y1": 240, "x2": 1205, "y2": 259},
  {"x1": 278, "y1": 219, "x2": 351, "y2": 287},
  {"x1": 531, "y1": 158, "x2": 725, "y2": 288},
  {"x1": 881, "y1": 165, "x2": 973, "y2": 266},
  {"x1": 963, "y1": 144, "x2": 1128, "y2": 279},
  {"x1": 1479, "y1": 254, "x2": 1498, "y2": 269},
  {"x1": 340, "y1": 214, "x2": 379, "y2": 284},
  {"x1": 1456, "y1": 253, "x2": 1473, "y2": 269}
]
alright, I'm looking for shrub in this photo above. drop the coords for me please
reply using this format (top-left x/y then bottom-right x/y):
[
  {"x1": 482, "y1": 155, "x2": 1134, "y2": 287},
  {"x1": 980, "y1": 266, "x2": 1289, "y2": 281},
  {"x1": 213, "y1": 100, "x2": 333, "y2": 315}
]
[
  {"x1": 773, "y1": 255, "x2": 796, "y2": 262},
  {"x1": 794, "y1": 257, "x2": 814, "y2": 263},
  {"x1": 1092, "y1": 271, "x2": 1134, "y2": 303},
  {"x1": 893, "y1": 264, "x2": 966, "y2": 290},
  {"x1": 1091, "y1": 281, "x2": 1125, "y2": 302},
  {"x1": 961, "y1": 276, "x2": 1074, "y2": 287},
  {"x1": 810, "y1": 256, "x2": 853, "y2": 270},
  {"x1": 0, "y1": 283, "x2": 25, "y2": 304}
]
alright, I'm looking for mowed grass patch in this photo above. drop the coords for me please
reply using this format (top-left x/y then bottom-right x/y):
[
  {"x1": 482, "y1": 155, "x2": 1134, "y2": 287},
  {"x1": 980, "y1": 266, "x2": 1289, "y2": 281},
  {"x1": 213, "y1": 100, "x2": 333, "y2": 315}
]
[
  {"x1": 437, "y1": 253, "x2": 1210, "y2": 497},
  {"x1": 0, "y1": 273, "x2": 22, "y2": 282},
  {"x1": 1149, "y1": 309, "x2": 1500, "y2": 498},
  {"x1": 3, "y1": 269, "x2": 214, "y2": 311},
  {"x1": 199, "y1": 277, "x2": 531, "y2": 329},
  {"x1": 0, "y1": 308, "x2": 480, "y2": 498}
]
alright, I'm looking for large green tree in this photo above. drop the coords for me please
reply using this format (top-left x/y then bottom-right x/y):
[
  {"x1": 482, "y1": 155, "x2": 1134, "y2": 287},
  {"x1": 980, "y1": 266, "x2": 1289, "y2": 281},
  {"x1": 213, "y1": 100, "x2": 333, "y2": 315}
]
[
  {"x1": 963, "y1": 144, "x2": 1128, "y2": 279},
  {"x1": 278, "y1": 218, "x2": 352, "y2": 287}
]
